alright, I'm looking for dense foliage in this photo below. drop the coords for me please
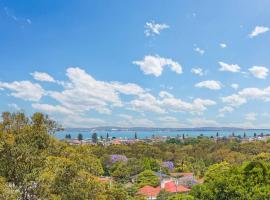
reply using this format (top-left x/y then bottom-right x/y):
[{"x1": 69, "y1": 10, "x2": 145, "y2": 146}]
[{"x1": 0, "y1": 112, "x2": 270, "y2": 199}]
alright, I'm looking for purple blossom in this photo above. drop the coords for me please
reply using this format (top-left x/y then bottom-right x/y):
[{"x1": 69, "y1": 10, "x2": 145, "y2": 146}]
[
  {"x1": 162, "y1": 161, "x2": 174, "y2": 171},
  {"x1": 110, "y1": 154, "x2": 128, "y2": 164}
]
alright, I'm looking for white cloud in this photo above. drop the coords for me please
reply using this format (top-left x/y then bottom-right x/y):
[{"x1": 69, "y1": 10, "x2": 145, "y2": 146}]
[
  {"x1": 245, "y1": 113, "x2": 257, "y2": 121},
  {"x1": 238, "y1": 87, "x2": 270, "y2": 101},
  {"x1": 218, "y1": 106, "x2": 234, "y2": 117},
  {"x1": 128, "y1": 90, "x2": 216, "y2": 115},
  {"x1": 222, "y1": 86, "x2": 270, "y2": 108},
  {"x1": 194, "y1": 47, "x2": 205, "y2": 55},
  {"x1": 31, "y1": 71, "x2": 55, "y2": 82},
  {"x1": 219, "y1": 61, "x2": 241, "y2": 73},
  {"x1": 48, "y1": 67, "x2": 123, "y2": 115},
  {"x1": 195, "y1": 80, "x2": 222, "y2": 90},
  {"x1": 160, "y1": 92, "x2": 216, "y2": 115},
  {"x1": 220, "y1": 43, "x2": 227, "y2": 48},
  {"x1": 249, "y1": 26, "x2": 269, "y2": 38},
  {"x1": 222, "y1": 94, "x2": 247, "y2": 107},
  {"x1": 46, "y1": 67, "x2": 153, "y2": 116},
  {"x1": 128, "y1": 93, "x2": 166, "y2": 114},
  {"x1": 231, "y1": 84, "x2": 239, "y2": 90},
  {"x1": 32, "y1": 103, "x2": 73, "y2": 115},
  {"x1": 0, "y1": 81, "x2": 44, "y2": 101},
  {"x1": 111, "y1": 82, "x2": 145, "y2": 95},
  {"x1": 133, "y1": 55, "x2": 183, "y2": 77},
  {"x1": 248, "y1": 66, "x2": 269, "y2": 79},
  {"x1": 159, "y1": 91, "x2": 174, "y2": 98},
  {"x1": 144, "y1": 21, "x2": 169, "y2": 36},
  {"x1": 191, "y1": 68, "x2": 204, "y2": 76}
]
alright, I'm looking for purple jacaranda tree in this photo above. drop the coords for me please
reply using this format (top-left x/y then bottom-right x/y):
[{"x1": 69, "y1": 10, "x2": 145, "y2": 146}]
[
  {"x1": 110, "y1": 154, "x2": 128, "y2": 164},
  {"x1": 162, "y1": 161, "x2": 174, "y2": 171}
]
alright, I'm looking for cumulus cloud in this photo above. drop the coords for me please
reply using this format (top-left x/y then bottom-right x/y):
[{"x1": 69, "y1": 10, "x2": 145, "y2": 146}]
[
  {"x1": 159, "y1": 92, "x2": 216, "y2": 115},
  {"x1": 219, "y1": 61, "x2": 241, "y2": 73},
  {"x1": 1, "y1": 67, "x2": 243, "y2": 127},
  {"x1": 195, "y1": 80, "x2": 222, "y2": 90},
  {"x1": 220, "y1": 43, "x2": 227, "y2": 48},
  {"x1": 133, "y1": 55, "x2": 183, "y2": 77},
  {"x1": 159, "y1": 91, "x2": 174, "y2": 98},
  {"x1": 239, "y1": 87, "x2": 270, "y2": 101},
  {"x1": 218, "y1": 106, "x2": 234, "y2": 117},
  {"x1": 222, "y1": 86, "x2": 270, "y2": 108},
  {"x1": 47, "y1": 67, "x2": 143, "y2": 115},
  {"x1": 128, "y1": 90, "x2": 216, "y2": 115},
  {"x1": 248, "y1": 66, "x2": 269, "y2": 79},
  {"x1": 144, "y1": 21, "x2": 169, "y2": 36},
  {"x1": 249, "y1": 26, "x2": 269, "y2": 38},
  {"x1": 0, "y1": 81, "x2": 44, "y2": 101},
  {"x1": 128, "y1": 93, "x2": 166, "y2": 114},
  {"x1": 191, "y1": 68, "x2": 204, "y2": 76},
  {"x1": 194, "y1": 47, "x2": 205, "y2": 55},
  {"x1": 231, "y1": 84, "x2": 239, "y2": 90},
  {"x1": 31, "y1": 71, "x2": 55, "y2": 82},
  {"x1": 111, "y1": 82, "x2": 145, "y2": 95},
  {"x1": 32, "y1": 103, "x2": 74, "y2": 115},
  {"x1": 222, "y1": 94, "x2": 247, "y2": 107}
]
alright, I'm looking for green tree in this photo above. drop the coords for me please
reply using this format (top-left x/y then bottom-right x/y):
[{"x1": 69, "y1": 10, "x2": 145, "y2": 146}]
[
  {"x1": 0, "y1": 177, "x2": 19, "y2": 200},
  {"x1": 137, "y1": 170, "x2": 159, "y2": 188},
  {"x1": 78, "y1": 133, "x2": 83, "y2": 141},
  {"x1": 65, "y1": 134, "x2": 71, "y2": 139},
  {"x1": 0, "y1": 112, "x2": 56, "y2": 199},
  {"x1": 92, "y1": 132, "x2": 98, "y2": 143},
  {"x1": 167, "y1": 193, "x2": 194, "y2": 200},
  {"x1": 36, "y1": 156, "x2": 106, "y2": 200}
]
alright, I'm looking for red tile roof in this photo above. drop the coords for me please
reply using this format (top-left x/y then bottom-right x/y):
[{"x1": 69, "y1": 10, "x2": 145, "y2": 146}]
[
  {"x1": 164, "y1": 181, "x2": 191, "y2": 193},
  {"x1": 178, "y1": 185, "x2": 191, "y2": 193},
  {"x1": 164, "y1": 181, "x2": 178, "y2": 192},
  {"x1": 138, "y1": 186, "x2": 161, "y2": 197},
  {"x1": 112, "y1": 139, "x2": 121, "y2": 145}
]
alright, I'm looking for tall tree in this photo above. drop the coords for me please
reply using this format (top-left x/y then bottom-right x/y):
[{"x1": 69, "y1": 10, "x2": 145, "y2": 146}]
[
  {"x1": 92, "y1": 132, "x2": 98, "y2": 143},
  {"x1": 78, "y1": 133, "x2": 83, "y2": 141}
]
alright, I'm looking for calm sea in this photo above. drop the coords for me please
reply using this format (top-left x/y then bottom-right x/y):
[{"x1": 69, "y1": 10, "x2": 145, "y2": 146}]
[{"x1": 55, "y1": 129, "x2": 270, "y2": 140}]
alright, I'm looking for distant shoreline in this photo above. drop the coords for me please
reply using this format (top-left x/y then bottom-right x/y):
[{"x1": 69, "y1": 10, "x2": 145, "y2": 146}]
[
  {"x1": 63, "y1": 127, "x2": 270, "y2": 132},
  {"x1": 55, "y1": 128, "x2": 270, "y2": 140}
]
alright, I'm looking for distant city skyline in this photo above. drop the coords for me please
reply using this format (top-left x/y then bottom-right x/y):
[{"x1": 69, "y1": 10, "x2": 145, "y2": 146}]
[{"x1": 0, "y1": 1, "x2": 270, "y2": 128}]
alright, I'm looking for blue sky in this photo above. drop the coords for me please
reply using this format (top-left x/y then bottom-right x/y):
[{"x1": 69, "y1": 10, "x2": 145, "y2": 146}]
[{"x1": 1, "y1": 0, "x2": 270, "y2": 128}]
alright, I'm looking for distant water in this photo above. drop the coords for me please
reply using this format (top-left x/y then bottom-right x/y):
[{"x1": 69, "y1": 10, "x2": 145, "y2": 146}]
[{"x1": 55, "y1": 129, "x2": 270, "y2": 140}]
